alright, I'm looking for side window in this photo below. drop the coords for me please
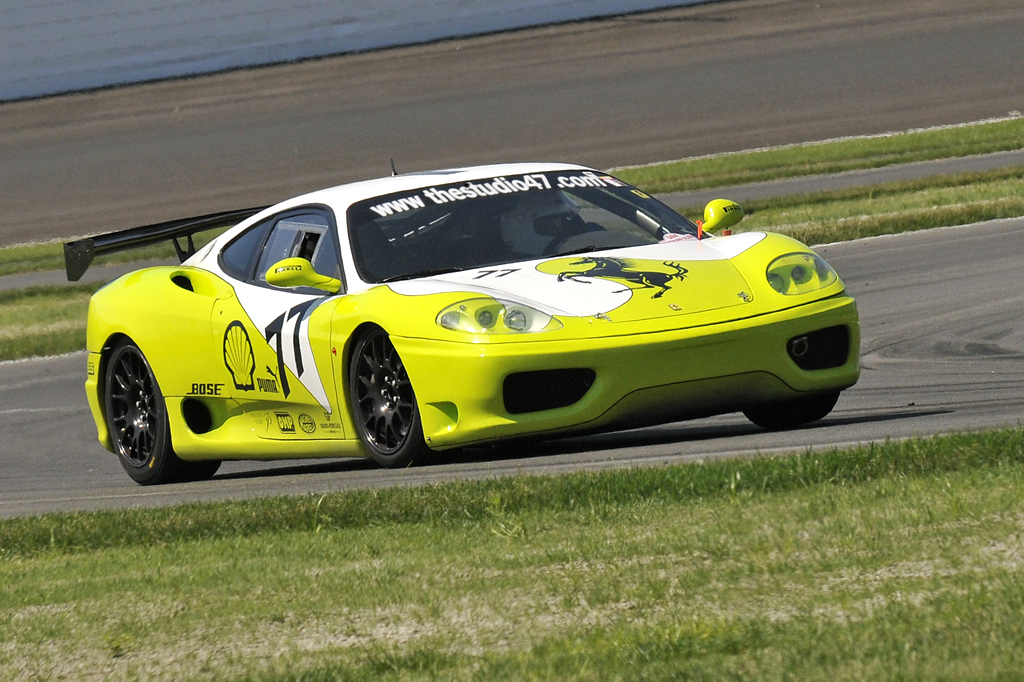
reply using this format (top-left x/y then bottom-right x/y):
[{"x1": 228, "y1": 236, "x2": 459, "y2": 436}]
[
  {"x1": 220, "y1": 207, "x2": 345, "y2": 293},
  {"x1": 310, "y1": 220, "x2": 342, "y2": 282},
  {"x1": 255, "y1": 214, "x2": 330, "y2": 283},
  {"x1": 219, "y1": 218, "x2": 274, "y2": 281}
]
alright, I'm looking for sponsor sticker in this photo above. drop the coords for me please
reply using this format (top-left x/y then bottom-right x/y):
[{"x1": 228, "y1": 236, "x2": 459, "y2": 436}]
[
  {"x1": 257, "y1": 367, "x2": 280, "y2": 393},
  {"x1": 298, "y1": 414, "x2": 316, "y2": 434},
  {"x1": 188, "y1": 383, "x2": 224, "y2": 396},
  {"x1": 276, "y1": 412, "x2": 295, "y2": 434},
  {"x1": 658, "y1": 233, "x2": 696, "y2": 244},
  {"x1": 318, "y1": 411, "x2": 343, "y2": 434},
  {"x1": 366, "y1": 172, "x2": 627, "y2": 217},
  {"x1": 223, "y1": 321, "x2": 256, "y2": 391}
]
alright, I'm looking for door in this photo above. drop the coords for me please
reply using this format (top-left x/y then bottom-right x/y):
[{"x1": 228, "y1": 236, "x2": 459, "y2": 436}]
[{"x1": 212, "y1": 206, "x2": 347, "y2": 441}]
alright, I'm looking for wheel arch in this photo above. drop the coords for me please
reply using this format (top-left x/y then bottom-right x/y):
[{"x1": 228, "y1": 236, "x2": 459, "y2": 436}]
[
  {"x1": 341, "y1": 322, "x2": 387, "y2": 418},
  {"x1": 93, "y1": 332, "x2": 134, "y2": 445},
  {"x1": 344, "y1": 323, "x2": 429, "y2": 467}
]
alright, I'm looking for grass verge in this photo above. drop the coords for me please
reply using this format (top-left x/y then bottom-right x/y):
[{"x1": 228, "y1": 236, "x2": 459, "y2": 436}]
[
  {"x1": 686, "y1": 165, "x2": 1024, "y2": 245},
  {"x1": 615, "y1": 115, "x2": 1024, "y2": 193},
  {"x1": 2, "y1": 429, "x2": 1024, "y2": 679},
  {"x1": 0, "y1": 228, "x2": 225, "y2": 278},
  {"x1": 0, "y1": 240, "x2": 174, "y2": 278},
  {"x1": 0, "y1": 282, "x2": 106, "y2": 361}
]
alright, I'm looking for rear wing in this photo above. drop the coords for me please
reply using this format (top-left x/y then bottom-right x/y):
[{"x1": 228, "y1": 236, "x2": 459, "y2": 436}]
[{"x1": 63, "y1": 207, "x2": 267, "y2": 281}]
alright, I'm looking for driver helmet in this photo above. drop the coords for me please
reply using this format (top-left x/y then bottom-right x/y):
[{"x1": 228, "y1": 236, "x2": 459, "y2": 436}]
[{"x1": 499, "y1": 190, "x2": 581, "y2": 255}]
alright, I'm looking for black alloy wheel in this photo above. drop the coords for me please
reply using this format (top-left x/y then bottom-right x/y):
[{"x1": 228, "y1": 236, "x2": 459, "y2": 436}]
[
  {"x1": 742, "y1": 390, "x2": 841, "y2": 431},
  {"x1": 104, "y1": 339, "x2": 220, "y2": 484},
  {"x1": 349, "y1": 329, "x2": 428, "y2": 467}
]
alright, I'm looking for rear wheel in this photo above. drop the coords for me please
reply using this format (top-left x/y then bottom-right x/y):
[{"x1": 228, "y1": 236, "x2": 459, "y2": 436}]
[
  {"x1": 104, "y1": 339, "x2": 220, "y2": 484},
  {"x1": 349, "y1": 329, "x2": 428, "y2": 468},
  {"x1": 743, "y1": 390, "x2": 840, "y2": 431}
]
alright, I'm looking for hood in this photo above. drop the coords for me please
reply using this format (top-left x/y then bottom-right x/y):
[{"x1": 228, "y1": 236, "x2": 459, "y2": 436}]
[{"x1": 387, "y1": 233, "x2": 765, "y2": 324}]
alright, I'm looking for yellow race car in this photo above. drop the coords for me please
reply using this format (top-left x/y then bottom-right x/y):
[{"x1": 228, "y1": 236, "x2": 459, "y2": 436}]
[{"x1": 66, "y1": 163, "x2": 859, "y2": 484}]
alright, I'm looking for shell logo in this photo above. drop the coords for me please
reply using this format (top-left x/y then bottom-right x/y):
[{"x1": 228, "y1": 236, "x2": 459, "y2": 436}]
[{"x1": 223, "y1": 321, "x2": 256, "y2": 391}]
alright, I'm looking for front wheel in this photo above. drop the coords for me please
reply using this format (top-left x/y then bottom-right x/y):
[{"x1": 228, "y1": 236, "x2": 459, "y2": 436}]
[
  {"x1": 349, "y1": 329, "x2": 429, "y2": 468},
  {"x1": 743, "y1": 390, "x2": 840, "y2": 431},
  {"x1": 104, "y1": 339, "x2": 221, "y2": 484}
]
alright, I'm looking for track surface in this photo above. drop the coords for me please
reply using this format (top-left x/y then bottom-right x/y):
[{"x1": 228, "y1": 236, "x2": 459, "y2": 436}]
[
  {"x1": 0, "y1": 0, "x2": 1022, "y2": 246},
  {"x1": 3, "y1": 218, "x2": 1023, "y2": 518},
  {"x1": 1, "y1": 0, "x2": 1023, "y2": 517}
]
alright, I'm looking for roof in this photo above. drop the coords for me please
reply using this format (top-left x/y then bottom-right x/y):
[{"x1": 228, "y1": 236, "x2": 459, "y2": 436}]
[{"x1": 281, "y1": 162, "x2": 592, "y2": 212}]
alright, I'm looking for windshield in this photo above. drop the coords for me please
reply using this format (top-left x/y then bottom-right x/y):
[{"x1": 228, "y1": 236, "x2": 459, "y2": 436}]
[{"x1": 347, "y1": 170, "x2": 699, "y2": 283}]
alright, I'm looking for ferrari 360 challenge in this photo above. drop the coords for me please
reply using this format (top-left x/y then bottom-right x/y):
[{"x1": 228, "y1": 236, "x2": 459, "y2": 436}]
[{"x1": 65, "y1": 163, "x2": 860, "y2": 485}]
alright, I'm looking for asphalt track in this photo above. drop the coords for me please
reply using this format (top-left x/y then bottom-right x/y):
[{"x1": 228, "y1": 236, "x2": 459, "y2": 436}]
[
  {"x1": 1, "y1": 0, "x2": 1023, "y2": 517},
  {"x1": 3, "y1": 216, "x2": 1023, "y2": 518},
  {"x1": 0, "y1": 0, "x2": 1022, "y2": 247}
]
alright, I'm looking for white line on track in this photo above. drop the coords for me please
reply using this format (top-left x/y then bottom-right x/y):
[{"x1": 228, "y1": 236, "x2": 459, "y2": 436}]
[{"x1": 0, "y1": 408, "x2": 77, "y2": 415}]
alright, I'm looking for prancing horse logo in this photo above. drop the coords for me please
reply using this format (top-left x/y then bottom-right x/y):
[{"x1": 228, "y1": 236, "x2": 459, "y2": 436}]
[{"x1": 556, "y1": 257, "x2": 689, "y2": 299}]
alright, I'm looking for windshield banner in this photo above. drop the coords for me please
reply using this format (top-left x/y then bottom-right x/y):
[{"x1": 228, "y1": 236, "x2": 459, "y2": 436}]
[{"x1": 368, "y1": 171, "x2": 628, "y2": 217}]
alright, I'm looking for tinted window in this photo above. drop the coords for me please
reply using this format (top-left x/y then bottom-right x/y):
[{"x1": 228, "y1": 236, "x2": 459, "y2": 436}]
[
  {"x1": 219, "y1": 218, "x2": 273, "y2": 281},
  {"x1": 220, "y1": 208, "x2": 344, "y2": 293},
  {"x1": 310, "y1": 220, "x2": 342, "y2": 282},
  {"x1": 347, "y1": 171, "x2": 699, "y2": 283},
  {"x1": 255, "y1": 214, "x2": 330, "y2": 283}
]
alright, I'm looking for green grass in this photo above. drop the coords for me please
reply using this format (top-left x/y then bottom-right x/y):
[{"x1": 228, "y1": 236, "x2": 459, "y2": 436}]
[
  {"x1": 0, "y1": 240, "x2": 67, "y2": 277},
  {"x1": 615, "y1": 115, "x2": 1024, "y2": 194},
  {"x1": 3, "y1": 429, "x2": 1024, "y2": 680},
  {"x1": 0, "y1": 240, "x2": 170, "y2": 278},
  {"x1": 689, "y1": 165, "x2": 1024, "y2": 245},
  {"x1": 0, "y1": 282, "x2": 106, "y2": 361},
  {"x1": 0, "y1": 228, "x2": 226, "y2": 278}
]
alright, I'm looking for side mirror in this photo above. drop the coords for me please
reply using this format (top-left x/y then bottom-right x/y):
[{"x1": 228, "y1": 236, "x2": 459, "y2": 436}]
[
  {"x1": 702, "y1": 199, "x2": 744, "y2": 234},
  {"x1": 265, "y1": 258, "x2": 341, "y2": 293}
]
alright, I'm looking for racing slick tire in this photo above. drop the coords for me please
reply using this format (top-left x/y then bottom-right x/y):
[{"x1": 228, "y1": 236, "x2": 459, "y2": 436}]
[
  {"x1": 104, "y1": 339, "x2": 221, "y2": 485},
  {"x1": 349, "y1": 328, "x2": 429, "y2": 468},
  {"x1": 742, "y1": 390, "x2": 841, "y2": 431}
]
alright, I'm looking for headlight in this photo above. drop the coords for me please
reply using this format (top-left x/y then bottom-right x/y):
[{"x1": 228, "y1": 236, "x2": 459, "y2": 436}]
[
  {"x1": 765, "y1": 252, "x2": 838, "y2": 295},
  {"x1": 437, "y1": 298, "x2": 562, "y2": 334}
]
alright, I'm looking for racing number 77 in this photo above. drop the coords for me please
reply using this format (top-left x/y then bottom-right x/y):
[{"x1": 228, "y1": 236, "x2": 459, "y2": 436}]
[{"x1": 264, "y1": 300, "x2": 316, "y2": 398}]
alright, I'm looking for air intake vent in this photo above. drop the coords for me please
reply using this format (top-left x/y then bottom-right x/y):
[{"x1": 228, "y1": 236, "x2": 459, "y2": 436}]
[
  {"x1": 182, "y1": 398, "x2": 213, "y2": 434},
  {"x1": 503, "y1": 368, "x2": 595, "y2": 414},
  {"x1": 171, "y1": 275, "x2": 194, "y2": 292},
  {"x1": 787, "y1": 325, "x2": 850, "y2": 370}
]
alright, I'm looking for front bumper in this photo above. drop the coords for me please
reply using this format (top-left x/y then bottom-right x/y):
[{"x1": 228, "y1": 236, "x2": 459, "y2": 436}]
[{"x1": 393, "y1": 294, "x2": 860, "y2": 448}]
